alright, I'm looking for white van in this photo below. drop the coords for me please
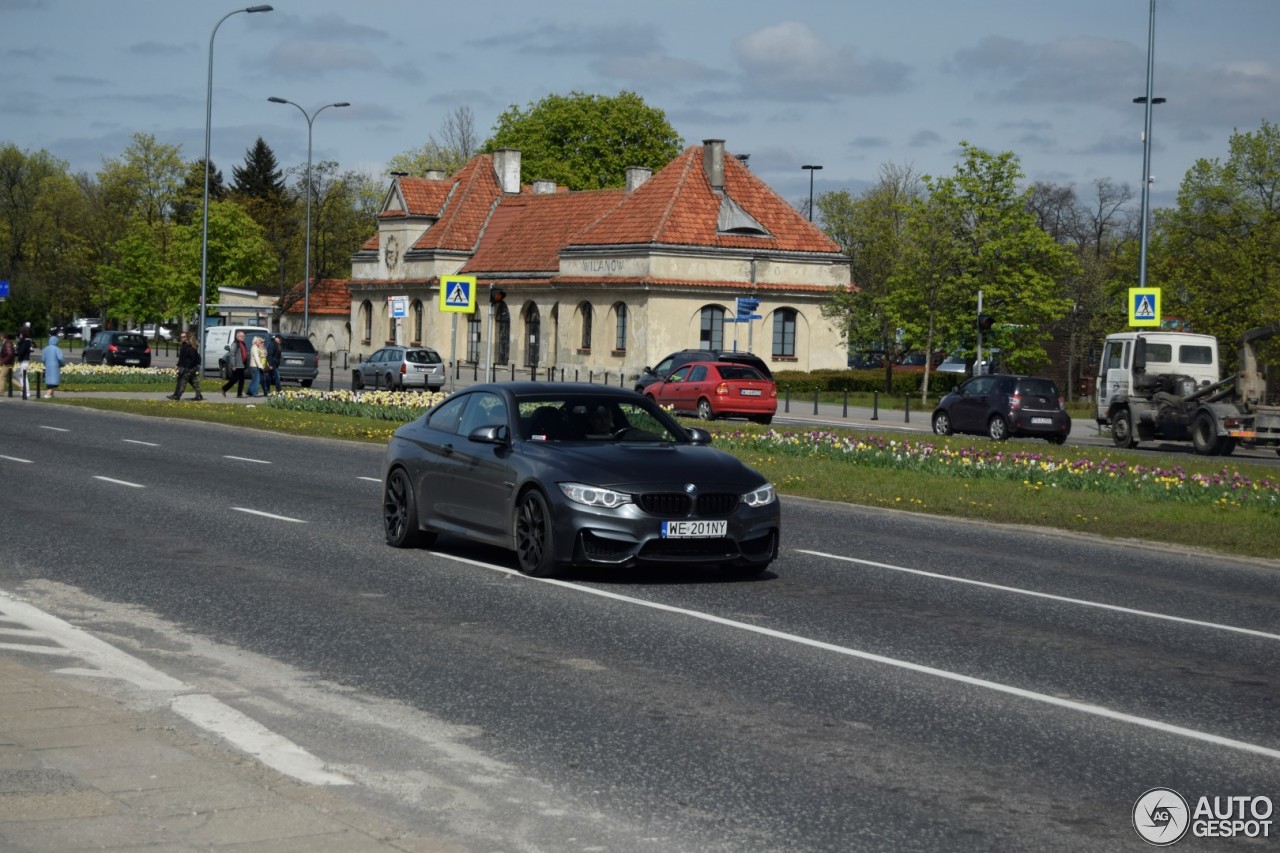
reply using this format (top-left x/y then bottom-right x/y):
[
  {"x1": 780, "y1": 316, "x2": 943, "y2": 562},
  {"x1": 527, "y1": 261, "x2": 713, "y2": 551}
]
[{"x1": 203, "y1": 325, "x2": 270, "y2": 376}]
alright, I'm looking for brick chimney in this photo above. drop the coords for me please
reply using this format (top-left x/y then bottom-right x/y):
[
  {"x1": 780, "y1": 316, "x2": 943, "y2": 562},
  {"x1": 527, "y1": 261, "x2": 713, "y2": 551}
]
[
  {"x1": 702, "y1": 139, "x2": 725, "y2": 193},
  {"x1": 625, "y1": 166, "x2": 652, "y2": 192},
  {"x1": 493, "y1": 148, "x2": 521, "y2": 194}
]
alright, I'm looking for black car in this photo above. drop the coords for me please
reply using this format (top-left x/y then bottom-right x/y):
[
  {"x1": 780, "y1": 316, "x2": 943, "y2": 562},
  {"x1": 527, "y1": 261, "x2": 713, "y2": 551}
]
[
  {"x1": 275, "y1": 334, "x2": 319, "y2": 387},
  {"x1": 931, "y1": 374, "x2": 1070, "y2": 443},
  {"x1": 635, "y1": 349, "x2": 771, "y2": 393},
  {"x1": 82, "y1": 331, "x2": 151, "y2": 367},
  {"x1": 382, "y1": 383, "x2": 780, "y2": 577}
]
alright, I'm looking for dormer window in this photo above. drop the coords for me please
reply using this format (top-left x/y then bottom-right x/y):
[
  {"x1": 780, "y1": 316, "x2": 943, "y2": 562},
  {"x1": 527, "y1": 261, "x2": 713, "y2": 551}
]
[{"x1": 717, "y1": 195, "x2": 771, "y2": 237}]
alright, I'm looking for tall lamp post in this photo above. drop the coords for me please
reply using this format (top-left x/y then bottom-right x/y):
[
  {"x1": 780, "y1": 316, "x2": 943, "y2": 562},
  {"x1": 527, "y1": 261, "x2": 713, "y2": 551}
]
[
  {"x1": 268, "y1": 97, "x2": 350, "y2": 338},
  {"x1": 199, "y1": 5, "x2": 272, "y2": 337},
  {"x1": 801, "y1": 164, "x2": 823, "y2": 222},
  {"x1": 1133, "y1": 0, "x2": 1164, "y2": 290}
]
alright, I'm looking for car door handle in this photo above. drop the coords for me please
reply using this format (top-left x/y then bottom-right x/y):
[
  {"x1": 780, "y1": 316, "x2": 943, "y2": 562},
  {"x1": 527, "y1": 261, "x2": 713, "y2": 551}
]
[{"x1": 442, "y1": 443, "x2": 455, "y2": 455}]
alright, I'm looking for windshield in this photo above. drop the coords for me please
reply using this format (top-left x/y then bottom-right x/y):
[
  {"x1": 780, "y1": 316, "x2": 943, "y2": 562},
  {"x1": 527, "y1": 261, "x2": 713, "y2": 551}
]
[{"x1": 517, "y1": 395, "x2": 685, "y2": 443}]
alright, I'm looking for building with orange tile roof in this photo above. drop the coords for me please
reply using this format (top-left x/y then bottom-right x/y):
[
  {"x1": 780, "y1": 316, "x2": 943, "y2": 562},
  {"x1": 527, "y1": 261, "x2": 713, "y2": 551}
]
[{"x1": 283, "y1": 140, "x2": 852, "y2": 379}]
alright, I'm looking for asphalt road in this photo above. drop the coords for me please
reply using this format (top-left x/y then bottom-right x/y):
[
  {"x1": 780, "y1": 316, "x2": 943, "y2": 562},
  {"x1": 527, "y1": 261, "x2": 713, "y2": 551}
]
[{"x1": 1, "y1": 402, "x2": 1277, "y2": 851}]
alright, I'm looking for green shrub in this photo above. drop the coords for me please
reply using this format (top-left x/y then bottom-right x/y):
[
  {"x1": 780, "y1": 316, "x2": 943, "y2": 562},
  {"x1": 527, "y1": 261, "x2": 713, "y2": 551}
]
[{"x1": 773, "y1": 368, "x2": 962, "y2": 396}]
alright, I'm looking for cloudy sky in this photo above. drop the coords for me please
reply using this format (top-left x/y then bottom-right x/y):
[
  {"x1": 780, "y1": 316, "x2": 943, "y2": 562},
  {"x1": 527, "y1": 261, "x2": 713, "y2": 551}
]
[{"x1": 4, "y1": 0, "x2": 1278, "y2": 210}]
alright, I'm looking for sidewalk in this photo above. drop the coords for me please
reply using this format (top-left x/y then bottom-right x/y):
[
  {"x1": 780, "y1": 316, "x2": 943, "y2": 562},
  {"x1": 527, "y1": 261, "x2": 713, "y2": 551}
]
[{"x1": 0, "y1": 657, "x2": 459, "y2": 852}]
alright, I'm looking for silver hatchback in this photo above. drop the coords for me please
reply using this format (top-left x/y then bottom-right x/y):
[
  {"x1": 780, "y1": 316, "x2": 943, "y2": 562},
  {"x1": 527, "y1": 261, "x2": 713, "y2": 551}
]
[{"x1": 353, "y1": 345, "x2": 445, "y2": 391}]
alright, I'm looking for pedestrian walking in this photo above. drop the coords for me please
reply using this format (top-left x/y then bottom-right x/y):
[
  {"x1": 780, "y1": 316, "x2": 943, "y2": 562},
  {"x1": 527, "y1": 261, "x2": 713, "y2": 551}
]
[
  {"x1": 169, "y1": 331, "x2": 204, "y2": 401},
  {"x1": 0, "y1": 331, "x2": 14, "y2": 395},
  {"x1": 40, "y1": 334, "x2": 66, "y2": 398},
  {"x1": 15, "y1": 327, "x2": 33, "y2": 399},
  {"x1": 247, "y1": 335, "x2": 268, "y2": 397},
  {"x1": 220, "y1": 330, "x2": 249, "y2": 397},
  {"x1": 266, "y1": 333, "x2": 284, "y2": 396}
]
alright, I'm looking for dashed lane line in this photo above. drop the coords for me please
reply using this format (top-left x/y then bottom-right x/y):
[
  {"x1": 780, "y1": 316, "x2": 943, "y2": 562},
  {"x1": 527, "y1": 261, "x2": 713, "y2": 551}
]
[
  {"x1": 224, "y1": 455, "x2": 272, "y2": 464},
  {"x1": 232, "y1": 507, "x2": 307, "y2": 523},
  {"x1": 93, "y1": 475, "x2": 144, "y2": 488}
]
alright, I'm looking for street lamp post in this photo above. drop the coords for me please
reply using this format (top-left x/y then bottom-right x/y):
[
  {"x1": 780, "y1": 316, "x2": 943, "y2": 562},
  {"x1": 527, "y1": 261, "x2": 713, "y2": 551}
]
[
  {"x1": 269, "y1": 98, "x2": 350, "y2": 338},
  {"x1": 200, "y1": 5, "x2": 272, "y2": 338},
  {"x1": 1133, "y1": 0, "x2": 1164, "y2": 290},
  {"x1": 802, "y1": 164, "x2": 823, "y2": 222}
]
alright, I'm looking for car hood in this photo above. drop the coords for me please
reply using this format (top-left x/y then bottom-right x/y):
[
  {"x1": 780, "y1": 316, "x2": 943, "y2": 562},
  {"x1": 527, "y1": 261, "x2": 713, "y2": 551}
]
[{"x1": 524, "y1": 442, "x2": 766, "y2": 491}]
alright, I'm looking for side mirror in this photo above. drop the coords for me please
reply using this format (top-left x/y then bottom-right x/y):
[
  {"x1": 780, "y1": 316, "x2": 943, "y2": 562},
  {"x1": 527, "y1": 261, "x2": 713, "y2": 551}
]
[
  {"x1": 686, "y1": 427, "x2": 713, "y2": 445},
  {"x1": 1133, "y1": 338, "x2": 1147, "y2": 371},
  {"x1": 468, "y1": 424, "x2": 510, "y2": 445},
  {"x1": 642, "y1": 366, "x2": 654, "y2": 375}
]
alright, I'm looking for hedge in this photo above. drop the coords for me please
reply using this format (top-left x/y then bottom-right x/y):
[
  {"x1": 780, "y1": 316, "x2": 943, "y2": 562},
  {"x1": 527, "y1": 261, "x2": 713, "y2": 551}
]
[{"x1": 772, "y1": 368, "x2": 964, "y2": 395}]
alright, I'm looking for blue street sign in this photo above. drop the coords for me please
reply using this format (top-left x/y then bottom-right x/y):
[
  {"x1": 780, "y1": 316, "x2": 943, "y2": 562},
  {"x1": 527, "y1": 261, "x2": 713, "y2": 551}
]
[{"x1": 0, "y1": 280, "x2": 9, "y2": 300}]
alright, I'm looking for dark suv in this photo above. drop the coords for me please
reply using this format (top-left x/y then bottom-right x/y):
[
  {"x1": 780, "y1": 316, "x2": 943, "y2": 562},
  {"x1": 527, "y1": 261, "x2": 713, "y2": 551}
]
[
  {"x1": 931, "y1": 374, "x2": 1070, "y2": 443},
  {"x1": 635, "y1": 349, "x2": 771, "y2": 393},
  {"x1": 82, "y1": 331, "x2": 151, "y2": 367},
  {"x1": 275, "y1": 334, "x2": 319, "y2": 387}
]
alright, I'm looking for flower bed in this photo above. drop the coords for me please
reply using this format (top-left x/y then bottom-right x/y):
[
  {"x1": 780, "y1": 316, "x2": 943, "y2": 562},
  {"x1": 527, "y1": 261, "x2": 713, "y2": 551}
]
[{"x1": 266, "y1": 387, "x2": 448, "y2": 421}]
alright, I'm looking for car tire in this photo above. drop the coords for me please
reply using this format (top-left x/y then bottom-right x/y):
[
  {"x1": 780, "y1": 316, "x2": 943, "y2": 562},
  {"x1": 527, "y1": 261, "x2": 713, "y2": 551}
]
[
  {"x1": 697, "y1": 398, "x2": 715, "y2": 421},
  {"x1": 514, "y1": 489, "x2": 558, "y2": 577},
  {"x1": 932, "y1": 411, "x2": 953, "y2": 436},
  {"x1": 1111, "y1": 408, "x2": 1137, "y2": 449},
  {"x1": 1192, "y1": 411, "x2": 1223, "y2": 456},
  {"x1": 1047, "y1": 434, "x2": 1067, "y2": 445},
  {"x1": 352, "y1": 371, "x2": 364, "y2": 390},
  {"x1": 383, "y1": 468, "x2": 434, "y2": 548},
  {"x1": 753, "y1": 415, "x2": 773, "y2": 425},
  {"x1": 987, "y1": 415, "x2": 1009, "y2": 441},
  {"x1": 301, "y1": 379, "x2": 313, "y2": 388}
]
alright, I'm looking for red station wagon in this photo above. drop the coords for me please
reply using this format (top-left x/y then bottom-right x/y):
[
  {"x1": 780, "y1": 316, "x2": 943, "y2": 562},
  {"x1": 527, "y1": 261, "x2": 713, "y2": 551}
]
[{"x1": 646, "y1": 361, "x2": 777, "y2": 424}]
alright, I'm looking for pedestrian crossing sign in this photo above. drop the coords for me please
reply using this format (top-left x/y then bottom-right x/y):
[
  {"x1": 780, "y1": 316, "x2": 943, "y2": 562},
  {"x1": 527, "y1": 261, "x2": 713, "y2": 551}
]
[
  {"x1": 1128, "y1": 287, "x2": 1160, "y2": 327},
  {"x1": 439, "y1": 275, "x2": 477, "y2": 314}
]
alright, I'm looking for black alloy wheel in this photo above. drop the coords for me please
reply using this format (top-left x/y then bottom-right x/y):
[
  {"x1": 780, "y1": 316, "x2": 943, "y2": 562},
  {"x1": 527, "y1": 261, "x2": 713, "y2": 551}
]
[
  {"x1": 514, "y1": 489, "x2": 557, "y2": 577},
  {"x1": 383, "y1": 468, "x2": 434, "y2": 548}
]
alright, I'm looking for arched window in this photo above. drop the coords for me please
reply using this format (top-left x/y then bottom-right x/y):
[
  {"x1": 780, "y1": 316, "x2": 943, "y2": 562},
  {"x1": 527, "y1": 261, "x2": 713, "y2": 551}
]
[
  {"x1": 613, "y1": 302, "x2": 628, "y2": 352},
  {"x1": 772, "y1": 308, "x2": 797, "y2": 358},
  {"x1": 580, "y1": 301, "x2": 593, "y2": 350},
  {"x1": 361, "y1": 300, "x2": 373, "y2": 343},
  {"x1": 411, "y1": 299, "x2": 424, "y2": 343},
  {"x1": 699, "y1": 306, "x2": 725, "y2": 351},
  {"x1": 495, "y1": 302, "x2": 510, "y2": 364},
  {"x1": 466, "y1": 314, "x2": 481, "y2": 363}
]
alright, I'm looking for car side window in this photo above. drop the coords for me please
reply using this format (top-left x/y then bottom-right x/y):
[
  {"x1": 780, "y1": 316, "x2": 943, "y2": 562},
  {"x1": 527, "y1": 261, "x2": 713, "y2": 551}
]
[
  {"x1": 653, "y1": 357, "x2": 673, "y2": 376},
  {"x1": 425, "y1": 395, "x2": 467, "y2": 434},
  {"x1": 668, "y1": 366, "x2": 691, "y2": 383},
  {"x1": 688, "y1": 366, "x2": 707, "y2": 382},
  {"x1": 458, "y1": 392, "x2": 508, "y2": 437}
]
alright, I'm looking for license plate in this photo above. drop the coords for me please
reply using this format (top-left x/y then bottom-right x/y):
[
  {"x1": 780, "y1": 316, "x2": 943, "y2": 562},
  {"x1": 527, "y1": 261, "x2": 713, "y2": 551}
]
[
  {"x1": 740, "y1": 389, "x2": 762, "y2": 396},
  {"x1": 285, "y1": 358, "x2": 302, "y2": 365},
  {"x1": 1032, "y1": 417, "x2": 1052, "y2": 425},
  {"x1": 125, "y1": 359, "x2": 140, "y2": 365},
  {"x1": 661, "y1": 520, "x2": 727, "y2": 539}
]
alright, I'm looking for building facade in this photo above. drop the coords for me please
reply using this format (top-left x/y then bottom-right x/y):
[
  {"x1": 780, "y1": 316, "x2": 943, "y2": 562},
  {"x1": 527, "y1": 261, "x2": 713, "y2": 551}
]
[{"x1": 286, "y1": 140, "x2": 852, "y2": 379}]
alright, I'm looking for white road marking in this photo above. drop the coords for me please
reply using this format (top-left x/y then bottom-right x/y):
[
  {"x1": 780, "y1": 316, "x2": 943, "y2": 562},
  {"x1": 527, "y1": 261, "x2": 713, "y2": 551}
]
[
  {"x1": 171, "y1": 694, "x2": 351, "y2": 786},
  {"x1": 93, "y1": 476, "x2": 144, "y2": 488},
  {"x1": 123, "y1": 439, "x2": 160, "y2": 447},
  {"x1": 232, "y1": 507, "x2": 307, "y2": 523},
  {"x1": 224, "y1": 455, "x2": 271, "y2": 464},
  {"x1": 798, "y1": 549, "x2": 1280, "y2": 643},
  {"x1": 358, "y1": 476, "x2": 381, "y2": 482},
  {"x1": 428, "y1": 550, "x2": 1280, "y2": 762},
  {"x1": 0, "y1": 455, "x2": 33, "y2": 464},
  {"x1": 40, "y1": 425, "x2": 69, "y2": 432},
  {"x1": 0, "y1": 593, "x2": 348, "y2": 786}
]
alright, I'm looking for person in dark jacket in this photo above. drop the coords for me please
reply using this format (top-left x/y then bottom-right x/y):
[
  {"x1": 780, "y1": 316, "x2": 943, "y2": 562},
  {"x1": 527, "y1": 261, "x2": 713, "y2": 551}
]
[
  {"x1": 220, "y1": 330, "x2": 249, "y2": 397},
  {"x1": 169, "y1": 331, "x2": 204, "y2": 401},
  {"x1": 15, "y1": 328, "x2": 33, "y2": 399},
  {"x1": 266, "y1": 333, "x2": 283, "y2": 396},
  {"x1": 0, "y1": 331, "x2": 14, "y2": 394}
]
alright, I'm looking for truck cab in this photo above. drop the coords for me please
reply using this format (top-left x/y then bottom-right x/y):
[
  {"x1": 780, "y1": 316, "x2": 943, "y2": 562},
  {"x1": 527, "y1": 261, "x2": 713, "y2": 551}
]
[{"x1": 1095, "y1": 331, "x2": 1219, "y2": 424}]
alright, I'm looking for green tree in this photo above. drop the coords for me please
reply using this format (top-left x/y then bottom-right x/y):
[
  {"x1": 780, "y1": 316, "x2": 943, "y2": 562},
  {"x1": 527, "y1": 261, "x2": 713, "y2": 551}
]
[
  {"x1": 174, "y1": 158, "x2": 226, "y2": 226},
  {"x1": 890, "y1": 143, "x2": 1075, "y2": 400},
  {"x1": 97, "y1": 219, "x2": 173, "y2": 323},
  {"x1": 0, "y1": 144, "x2": 74, "y2": 301},
  {"x1": 1153, "y1": 120, "x2": 1280, "y2": 349},
  {"x1": 98, "y1": 133, "x2": 184, "y2": 228},
  {"x1": 171, "y1": 200, "x2": 275, "y2": 318},
  {"x1": 818, "y1": 163, "x2": 921, "y2": 390},
  {"x1": 387, "y1": 106, "x2": 480, "y2": 176},
  {"x1": 231, "y1": 138, "x2": 286, "y2": 201},
  {"x1": 485, "y1": 91, "x2": 683, "y2": 190}
]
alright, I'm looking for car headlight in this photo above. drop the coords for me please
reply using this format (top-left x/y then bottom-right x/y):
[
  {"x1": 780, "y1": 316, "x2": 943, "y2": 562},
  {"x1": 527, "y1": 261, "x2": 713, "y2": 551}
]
[
  {"x1": 559, "y1": 482, "x2": 632, "y2": 508},
  {"x1": 741, "y1": 483, "x2": 776, "y2": 507}
]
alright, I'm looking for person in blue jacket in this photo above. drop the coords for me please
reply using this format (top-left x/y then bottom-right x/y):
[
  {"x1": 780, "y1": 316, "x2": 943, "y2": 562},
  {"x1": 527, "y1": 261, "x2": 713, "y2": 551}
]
[{"x1": 41, "y1": 334, "x2": 66, "y2": 398}]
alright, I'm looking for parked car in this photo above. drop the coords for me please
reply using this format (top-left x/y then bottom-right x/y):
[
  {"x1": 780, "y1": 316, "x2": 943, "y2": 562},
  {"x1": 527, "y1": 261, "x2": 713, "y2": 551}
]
[
  {"x1": 274, "y1": 334, "x2": 319, "y2": 387},
  {"x1": 81, "y1": 331, "x2": 151, "y2": 367},
  {"x1": 635, "y1": 349, "x2": 771, "y2": 394},
  {"x1": 141, "y1": 323, "x2": 176, "y2": 341},
  {"x1": 847, "y1": 351, "x2": 886, "y2": 370},
  {"x1": 895, "y1": 350, "x2": 945, "y2": 370},
  {"x1": 646, "y1": 361, "x2": 777, "y2": 424},
  {"x1": 931, "y1": 374, "x2": 1070, "y2": 443},
  {"x1": 937, "y1": 350, "x2": 1001, "y2": 375},
  {"x1": 382, "y1": 383, "x2": 780, "y2": 577},
  {"x1": 353, "y1": 345, "x2": 445, "y2": 391}
]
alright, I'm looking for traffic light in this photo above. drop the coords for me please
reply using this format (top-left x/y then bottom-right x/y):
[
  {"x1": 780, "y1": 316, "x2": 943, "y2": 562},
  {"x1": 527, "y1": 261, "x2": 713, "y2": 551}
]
[
  {"x1": 977, "y1": 313, "x2": 995, "y2": 332},
  {"x1": 489, "y1": 287, "x2": 506, "y2": 305}
]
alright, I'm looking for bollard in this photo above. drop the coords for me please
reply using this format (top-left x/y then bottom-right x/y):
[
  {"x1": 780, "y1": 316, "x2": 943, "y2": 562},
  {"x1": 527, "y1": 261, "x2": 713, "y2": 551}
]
[
  {"x1": 813, "y1": 389, "x2": 819, "y2": 415},
  {"x1": 872, "y1": 390, "x2": 879, "y2": 420},
  {"x1": 510, "y1": 363, "x2": 516, "y2": 380},
  {"x1": 784, "y1": 387, "x2": 790, "y2": 414},
  {"x1": 575, "y1": 369, "x2": 579, "y2": 383},
  {"x1": 329, "y1": 365, "x2": 335, "y2": 392},
  {"x1": 904, "y1": 395, "x2": 910, "y2": 423},
  {"x1": 842, "y1": 390, "x2": 848, "y2": 418},
  {"x1": 589, "y1": 370, "x2": 594, "y2": 384}
]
